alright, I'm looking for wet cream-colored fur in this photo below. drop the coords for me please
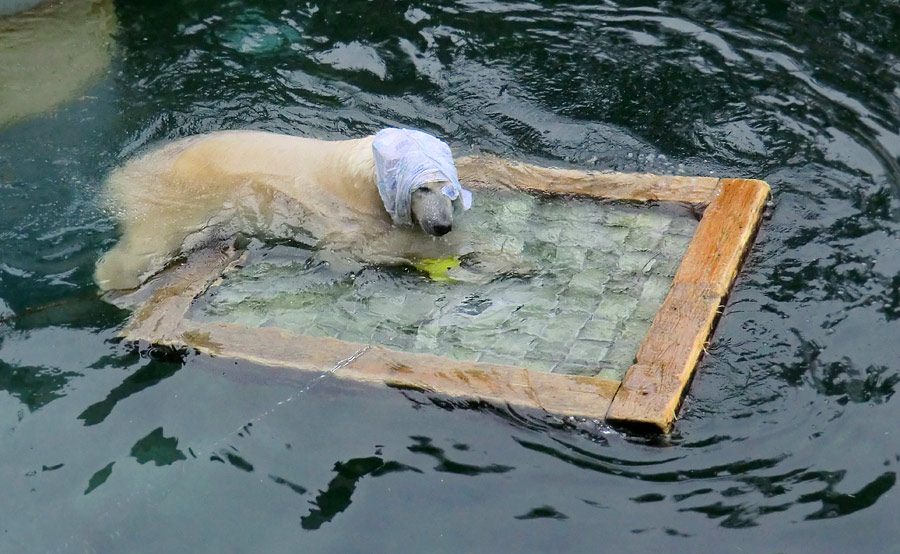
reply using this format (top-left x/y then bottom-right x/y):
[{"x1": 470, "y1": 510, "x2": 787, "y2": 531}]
[{"x1": 95, "y1": 130, "x2": 462, "y2": 291}]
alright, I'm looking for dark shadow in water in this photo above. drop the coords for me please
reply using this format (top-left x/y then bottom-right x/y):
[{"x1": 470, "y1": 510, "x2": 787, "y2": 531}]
[
  {"x1": 631, "y1": 493, "x2": 666, "y2": 504},
  {"x1": 776, "y1": 331, "x2": 898, "y2": 404},
  {"x1": 78, "y1": 347, "x2": 184, "y2": 426},
  {"x1": 269, "y1": 474, "x2": 307, "y2": 496},
  {"x1": 514, "y1": 505, "x2": 568, "y2": 520},
  {"x1": 130, "y1": 427, "x2": 186, "y2": 466},
  {"x1": 514, "y1": 435, "x2": 778, "y2": 482},
  {"x1": 521, "y1": 434, "x2": 897, "y2": 527},
  {"x1": 798, "y1": 470, "x2": 896, "y2": 520},
  {"x1": 84, "y1": 461, "x2": 115, "y2": 495},
  {"x1": 0, "y1": 300, "x2": 132, "y2": 414},
  {"x1": 210, "y1": 447, "x2": 254, "y2": 473},
  {"x1": 0, "y1": 359, "x2": 79, "y2": 411},
  {"x1": 677, "y1": 499, "x2": 792, "y2": 529},
  {"x1": 86, "y1": 343, "x2": 143, "y2": 371},
  {"x1": 1, "y1": 293, "x2": 129, "y2": 332},
  {"x1": 394, "y1": 386, "x2": 615, "y2": 443},
  {"x1": 407, "y1": 435, "x2": 514, "y2": 476},
  {"x1": 672, "y1": 465, "x2": 898, "y2": 528},
  {"x1": 301, "y1": 455, "x2": 421, "y2": 531},
  {"x1": 807, "y1": 361, "x2": 898, "y2": 405}
]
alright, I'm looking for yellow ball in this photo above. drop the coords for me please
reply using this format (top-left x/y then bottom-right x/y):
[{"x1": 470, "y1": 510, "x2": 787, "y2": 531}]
[{"x1": 412, "y1": 256, "x2": 461, "y2": 282}]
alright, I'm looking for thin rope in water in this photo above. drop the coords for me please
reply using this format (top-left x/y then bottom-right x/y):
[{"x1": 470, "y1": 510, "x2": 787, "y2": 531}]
[
  {"x1": 198, "y1": 344, "x2": 372, "y2": 456},
  {"x1": 55, "y1": 344, "x2": 371, "y2": 553}
]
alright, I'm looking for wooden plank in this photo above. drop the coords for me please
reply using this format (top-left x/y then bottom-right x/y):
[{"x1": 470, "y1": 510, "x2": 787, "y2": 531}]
[
  {"x1": 121, "y1": 243, "x2": 240, "y2": 343},
  {"x1": 170, "y1": 322, "x2": 370, "y2": 371},
  {"x1": 169, "y1": 321, "x2": 619, "y2": 418},
  {"x1": 525, "y1": 371, "x2": 620, "y2": 419},
  {"x1": 606, "y1": 178, "x2": 770, "y2": 432},
  {"x1": 673, "y1": 179, "x2": 771, "y2": 294},
  {"x1": 604, "y1": 283, "x2": 721, "y2": 431},
  {"x1": 456, "y1": 155, "x2": 721, "y2": 204},
  {"x1": 345, "y1": 346, "x2": 618, "y2": 418}
]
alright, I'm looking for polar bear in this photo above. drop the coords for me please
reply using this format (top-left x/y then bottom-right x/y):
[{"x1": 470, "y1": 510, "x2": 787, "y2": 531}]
[{"x1": 94, "y1": 129, "x2": 473, "y2": 291}]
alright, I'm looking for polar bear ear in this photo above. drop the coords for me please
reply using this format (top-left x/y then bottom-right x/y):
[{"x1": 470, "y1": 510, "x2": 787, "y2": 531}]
[{"x1": 441, "y1": 183, "x2": 472, "y2": 210}]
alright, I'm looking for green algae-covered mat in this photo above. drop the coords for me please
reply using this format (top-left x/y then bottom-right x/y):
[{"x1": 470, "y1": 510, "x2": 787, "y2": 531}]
[{"x1": 188, "y1": 189, "x2": 698, "y2": 381}]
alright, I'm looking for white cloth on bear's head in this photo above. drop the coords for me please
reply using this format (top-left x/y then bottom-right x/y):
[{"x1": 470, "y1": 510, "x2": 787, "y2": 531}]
[{"x1": 372, "y1": 128, "x2": 473, "y2": 226}]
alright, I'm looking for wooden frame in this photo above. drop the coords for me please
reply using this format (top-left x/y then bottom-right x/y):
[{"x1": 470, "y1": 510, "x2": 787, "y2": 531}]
[{"x1": 115, "y1": 157, "x2": 769, "y2": 433}]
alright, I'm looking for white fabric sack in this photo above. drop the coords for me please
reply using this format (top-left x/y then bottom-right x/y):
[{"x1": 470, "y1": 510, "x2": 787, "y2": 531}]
[{"x1": 372, "y1": 128, "x2": 473, "y2": 226}]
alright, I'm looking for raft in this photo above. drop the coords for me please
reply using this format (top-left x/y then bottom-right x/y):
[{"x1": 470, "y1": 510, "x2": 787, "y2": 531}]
[{"x1": 115, "y1": 156, "x2": 769, "y2": 433}]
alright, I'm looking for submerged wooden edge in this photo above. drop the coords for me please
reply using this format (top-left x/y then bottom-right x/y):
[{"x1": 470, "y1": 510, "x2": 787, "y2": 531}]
[
  {"x1": 456, "y1": 156, "x2": 721, "y2": 205},
  {"x1": 120, "y1": 242, "x2": 241, "y2": 343},
  {"x1": 166, "y1": 321, "x2": 619, "y2": 419},
  {"x1": 606, "y1": 178, "x2": 770, "y2": 432}
]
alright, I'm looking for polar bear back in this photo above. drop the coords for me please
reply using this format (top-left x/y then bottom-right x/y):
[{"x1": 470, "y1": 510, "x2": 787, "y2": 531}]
[
  {"x1": 96, "y1": 131, "x2": 393, "y2": 291},
  {"x1": 167, "y1": 131, "x2": 384, "y2": 219}
]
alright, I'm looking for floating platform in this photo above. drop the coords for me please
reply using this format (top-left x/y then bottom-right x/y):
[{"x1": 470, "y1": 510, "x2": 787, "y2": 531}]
[{"x1": 115, "y1": 156, "x2": 769, "y2": 433}]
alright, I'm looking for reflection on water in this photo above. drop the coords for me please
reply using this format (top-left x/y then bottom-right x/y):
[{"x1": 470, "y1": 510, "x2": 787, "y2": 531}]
[
  {"x1": 84, "y1": 460, "x2": 115, "y2": 495},
  {"x1": 78, "y1": 354, "x2": 182, "y2": 426},
  {"x1": 301, "y1": 455, "x2": 421, "y2": 530},
  {"x1": 408, "y1": 435, "x2": 514, "y2": 475},
  {"x1": 515, "y1": 505, "x2": 569, "y2": 520},
  {"x1": 0, "y1": 357, "x2": 76, "y2": 410},
  {"x1": 0, "y1": 0, "x2": 899, "y2": 551},
  {"x1": 131, "y1": 427, "x2": 187, "y2": 466}
]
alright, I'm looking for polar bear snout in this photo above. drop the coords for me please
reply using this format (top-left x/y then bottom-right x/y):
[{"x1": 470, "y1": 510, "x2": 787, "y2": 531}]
[
  {"x1": 411, "y1": 184, "x2": 455, "y2": 236},
  {"x1": 432, "y1": 223, "x2": 452, "y2": 236}
]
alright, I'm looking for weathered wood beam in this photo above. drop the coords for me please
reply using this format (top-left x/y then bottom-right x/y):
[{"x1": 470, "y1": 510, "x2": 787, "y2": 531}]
[
  {"x1": 605, "y1": 179, "x2": 770, "y2": 432},
  {"x1": 456, "y1": 155, "x2": 721, "y2": 204},
  {"x1": 169, "y1": 321, "x2": 620, "y2": 419}
]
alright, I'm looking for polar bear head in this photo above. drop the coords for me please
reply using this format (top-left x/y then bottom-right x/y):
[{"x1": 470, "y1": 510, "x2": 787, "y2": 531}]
[
  {"x1": 373, "y1": 128, "x2": 472, "y2": 236},
  {"x1": 410, "y1": 181, "x2": 455, "y2": 236}
]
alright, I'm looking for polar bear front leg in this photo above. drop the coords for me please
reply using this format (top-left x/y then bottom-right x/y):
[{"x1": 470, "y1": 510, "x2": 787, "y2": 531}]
[
  {"x1": 94, "y1": 217, "x2": 192, "y2": 291},
  {"x1": 94, "y1": 245, "x2": 149, "y2": 291}
]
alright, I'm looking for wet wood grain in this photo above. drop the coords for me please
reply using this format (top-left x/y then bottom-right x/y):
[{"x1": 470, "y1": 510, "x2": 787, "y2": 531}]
[
  {"x1": 456, "y1": 155, "x2": 721, "y2": 204},
  {"x1": 121, "y1": 243, "x2": 240, "y2": 343},
  {"x1": 606, "y1": 178, "x2": 770, "y2": 432},
  {"x1": 170, "y1": 321, "x2": 619, "y2": 419}
]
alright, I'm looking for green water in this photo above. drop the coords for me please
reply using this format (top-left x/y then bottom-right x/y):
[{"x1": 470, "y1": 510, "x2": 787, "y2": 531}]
[
  {"x1": 1, "y1": 0, "x2": 899, "y2": 552},
  {"x1": 191, "y1": 191, "x2": 697, "y2": 379}
]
